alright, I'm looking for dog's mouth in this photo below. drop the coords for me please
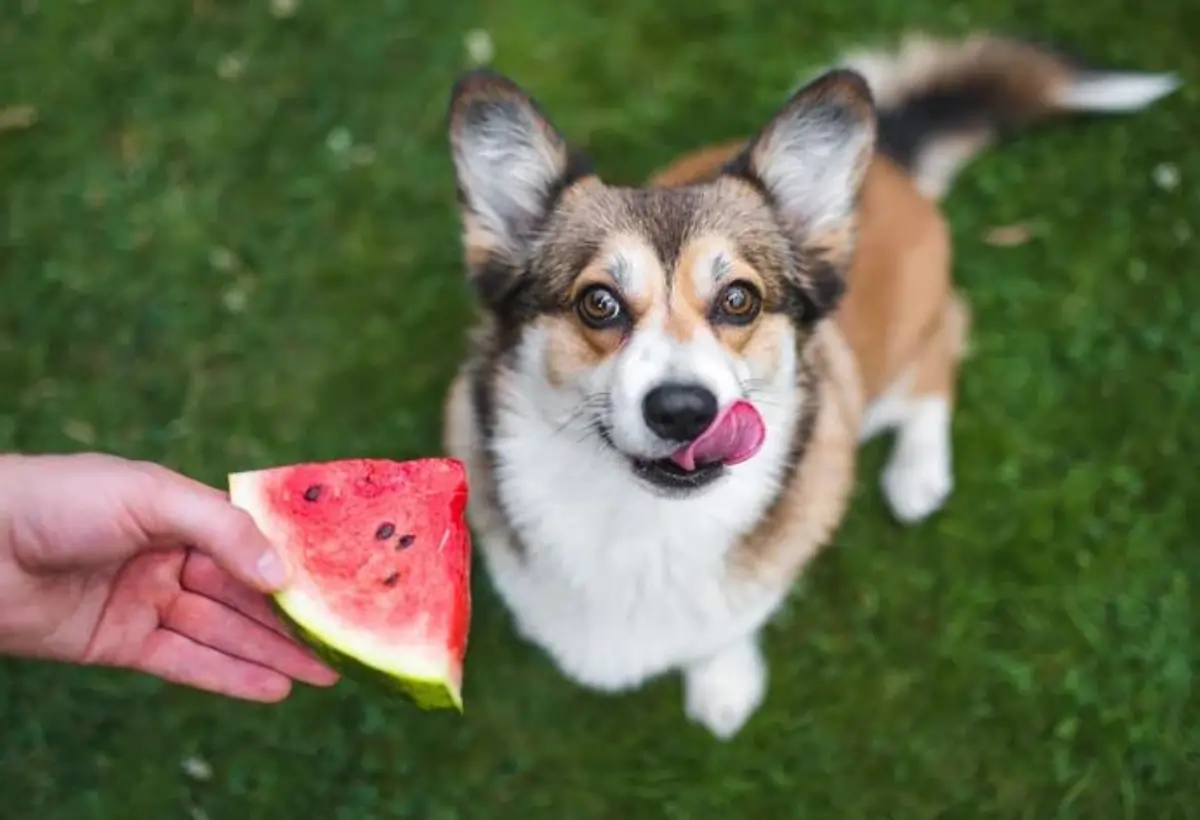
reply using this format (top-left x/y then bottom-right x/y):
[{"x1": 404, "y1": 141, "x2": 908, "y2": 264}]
[
  {"x1": 629, "y1": 456, "x2": 726, "y2": 493},
  {"x1": 600, "y1": 399, "x2": 766, "y2": 496}
]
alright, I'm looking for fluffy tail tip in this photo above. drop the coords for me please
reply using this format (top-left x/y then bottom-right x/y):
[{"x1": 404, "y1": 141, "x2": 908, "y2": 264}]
[{"x1": 1056, "y1": 70, "x2": 1182, "y2": 112}]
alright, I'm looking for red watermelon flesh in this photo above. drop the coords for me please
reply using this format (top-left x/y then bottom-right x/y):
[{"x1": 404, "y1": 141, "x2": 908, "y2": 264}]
[{"x1": 228, "y1": 458, "x2": 471, "y2": 711}]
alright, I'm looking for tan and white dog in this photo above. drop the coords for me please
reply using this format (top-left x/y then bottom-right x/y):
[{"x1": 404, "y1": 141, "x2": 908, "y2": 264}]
[{"x1": 441, "y1": 33, "x2": 1178, "y2": 739}]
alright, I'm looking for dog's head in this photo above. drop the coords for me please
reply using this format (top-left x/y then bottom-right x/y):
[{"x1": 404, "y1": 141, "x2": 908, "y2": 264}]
[{"x1": 447, "y1": 70, "x2": 875, "y2": 496}]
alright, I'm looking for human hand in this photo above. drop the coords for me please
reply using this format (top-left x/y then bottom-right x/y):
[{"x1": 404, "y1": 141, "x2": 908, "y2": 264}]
[{"x1": 0, "y1": 452, "x2": 338, "y2": 701}]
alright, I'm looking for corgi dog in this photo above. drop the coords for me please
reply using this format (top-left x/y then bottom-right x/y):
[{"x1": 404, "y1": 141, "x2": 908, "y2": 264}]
[{"x1": 441, "y1": 32, "x2": 1179, "y2": 739}]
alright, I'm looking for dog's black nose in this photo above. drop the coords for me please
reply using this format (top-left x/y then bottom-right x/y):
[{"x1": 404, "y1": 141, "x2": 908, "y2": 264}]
[{"x1": 642, "y1": 383, "x2": 719, "y2": 442}]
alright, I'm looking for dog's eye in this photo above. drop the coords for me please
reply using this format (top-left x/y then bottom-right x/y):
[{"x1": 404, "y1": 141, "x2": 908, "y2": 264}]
[
  {"x1": 576, "y1": 285, "x2": 624, "y2": 329},
  {"x1": 714, "y1": 282, "x2": 762, "y2": 325}
]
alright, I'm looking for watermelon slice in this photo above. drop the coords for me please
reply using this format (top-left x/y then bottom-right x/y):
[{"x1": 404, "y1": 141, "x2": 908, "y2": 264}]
[{"x1": 228, "y1": 458, "x2": 471, "y2": 712}]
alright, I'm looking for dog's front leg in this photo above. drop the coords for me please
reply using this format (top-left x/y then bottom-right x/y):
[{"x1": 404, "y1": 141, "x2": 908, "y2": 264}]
[{"x1": 682, "y1": 632, "x2": 767, "y2": 740}]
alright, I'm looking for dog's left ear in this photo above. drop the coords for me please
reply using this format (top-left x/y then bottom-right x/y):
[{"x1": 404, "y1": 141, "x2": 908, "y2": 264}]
[
  {"x1": 736, "y1": 69, "x2": 877, "y2": 238},
  {"x1": 726, "y1": 69, "x2": 876, "y2": 321},
  {"x1": 448, "y1": 71, "x2": 592, "y2": 275}
]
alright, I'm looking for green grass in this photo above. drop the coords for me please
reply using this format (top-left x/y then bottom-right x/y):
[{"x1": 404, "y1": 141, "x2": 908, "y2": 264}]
[{"x1": 3, "y1": 0, "x2": 1199, "y2": 816}]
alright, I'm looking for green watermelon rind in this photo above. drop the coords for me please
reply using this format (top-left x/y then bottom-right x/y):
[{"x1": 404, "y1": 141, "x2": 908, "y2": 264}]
[{"x1": 269, "y1": 593, "x2": 464, "y2": 713}]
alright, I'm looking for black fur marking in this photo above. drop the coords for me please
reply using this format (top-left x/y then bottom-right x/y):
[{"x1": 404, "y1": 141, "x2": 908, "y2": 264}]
[
  {"x1": 873, "y1": 38, "x2": 1081, "y2": 174},
  {"x1": 469, "y1": 368, "x2": 533, "y2": 560},
  {"x1": 473, "y1": 256, "x2": 567, "y2": 328},
  {"x1": 776, "y1": 275, "x2": 844, "y2": 329},
  {"x1": 805, "y1": 258, "x2": 848, "y2": 317},
  {"x1": 470, "y1": 364, "x2": 496, "y2": 447},
  {"x1": 874, "y1": 76, "x2": 1017, "y2": 172},
  {"x1": 474, "y1": 258, "x2": 524, "y2": 313},
  {"x1": 468, "y1": 364, "x2": 504, "y2": 521},
  {"x1": 779, "y1": 261, "x2": 847, "y2": 327},
  {"x1": 721, "y1": 150, "x2": 775, "y2": 205},
  {"x1": 776, "y1": 281, "x2": 809, "y2": 325},
  {"x1": 540, "y1": 144, "x2": 596, "y2": 215}
]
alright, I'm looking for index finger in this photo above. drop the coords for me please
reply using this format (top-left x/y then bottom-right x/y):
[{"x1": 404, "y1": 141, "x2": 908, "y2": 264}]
[{"x1": 129, "y1": 463, "x2": 289, "y2": 594}]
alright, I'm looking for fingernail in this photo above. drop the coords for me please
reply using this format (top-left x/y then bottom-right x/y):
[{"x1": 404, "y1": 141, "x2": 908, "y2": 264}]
[{"x1": 256, "y1": 549, "x2": 288, "y2": 588}]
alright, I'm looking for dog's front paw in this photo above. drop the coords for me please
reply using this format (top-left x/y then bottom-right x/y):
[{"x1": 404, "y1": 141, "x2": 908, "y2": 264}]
[
  {"x1": 683, "y1": 639, "x2": 766, "y2": 741},
  {"x1": 880, "y1": 397, "x2": 953, "y2": 525},
  {"x1": 881, "y1": 437, "x2": 953, "y2": 525}
]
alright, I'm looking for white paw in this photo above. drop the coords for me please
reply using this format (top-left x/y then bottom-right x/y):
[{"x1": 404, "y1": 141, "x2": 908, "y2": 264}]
[
  {"x1": 881, "y1": 438, "x2": 953, "y2": 525},
  {"x1": 683, "y1": 640, "x2": 767, "y2": 741}
]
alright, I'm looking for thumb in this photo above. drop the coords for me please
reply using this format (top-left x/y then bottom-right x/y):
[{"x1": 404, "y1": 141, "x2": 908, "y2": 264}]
[{"x1": 131, "y1": 465, "x2": 290, "y2": 593}]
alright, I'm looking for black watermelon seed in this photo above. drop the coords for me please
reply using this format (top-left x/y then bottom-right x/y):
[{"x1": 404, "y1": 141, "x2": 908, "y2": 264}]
[
  {"x1": 397, "y1": 534, "x2": 415, "y2": 549},
  {"x1": 382, "y1": 572, "x2": 400, "y2": 587},
  {"x1": 303, "y1": 485, "x2": 322, "y2": 502},
  {"x1": 375, "y1": 522, "x2": 396, "y2": 540}
]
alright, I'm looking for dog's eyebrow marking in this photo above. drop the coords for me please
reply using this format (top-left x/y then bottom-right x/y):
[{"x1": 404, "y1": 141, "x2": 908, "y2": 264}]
[
  {"x1": 608, "y1": 252, "x2": 632, "y2": 290},
  {"x1": 712, "y1": 252, "x2": 733, "y2": 283},
  {"x1": 692, "y1": 248, "x2": 733, "y2": 302}
]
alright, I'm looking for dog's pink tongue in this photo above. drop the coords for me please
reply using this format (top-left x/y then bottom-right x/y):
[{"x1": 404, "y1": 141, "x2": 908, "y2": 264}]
[{"x1": 670, "y1": 400, "x2": 766, "y2": 472}]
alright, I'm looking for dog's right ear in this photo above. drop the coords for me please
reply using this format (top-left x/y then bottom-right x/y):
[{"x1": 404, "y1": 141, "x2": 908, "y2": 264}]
[
  {"x1": 731, "y1": 69, "x2": 876, "y2": 241},
  {"x1": 448, "y1": 71, "x2": 593, "y2": 304}
]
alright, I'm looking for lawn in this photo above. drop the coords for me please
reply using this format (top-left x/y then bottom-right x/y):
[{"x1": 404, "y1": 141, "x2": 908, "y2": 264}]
[{"x1": 3, "y1": 0, "x2": 1199, "y2": 816}]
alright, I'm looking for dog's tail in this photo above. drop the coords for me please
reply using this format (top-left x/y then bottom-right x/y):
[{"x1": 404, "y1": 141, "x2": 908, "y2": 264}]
[{"x1": 832, "y1": 32, "x2": 1180, "y2": 200}]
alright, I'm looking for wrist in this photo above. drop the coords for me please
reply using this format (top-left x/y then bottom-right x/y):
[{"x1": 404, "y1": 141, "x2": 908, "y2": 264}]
[
  {"x1": 0, "y1": 455, "x2": 36, "y2": 658},
  {"x1": 0, "y1": 454, "x2": 21, "y2": 552},
  {"x1": 0, "y1": 454, "x2": 41, "y2": 572}
]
